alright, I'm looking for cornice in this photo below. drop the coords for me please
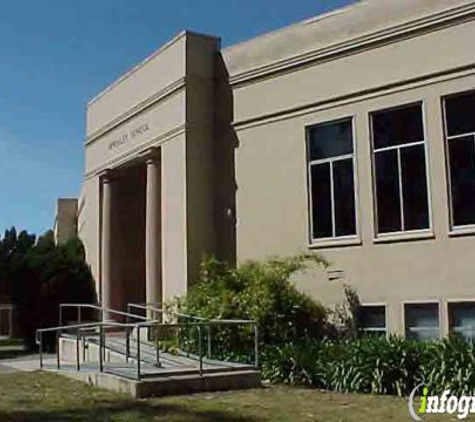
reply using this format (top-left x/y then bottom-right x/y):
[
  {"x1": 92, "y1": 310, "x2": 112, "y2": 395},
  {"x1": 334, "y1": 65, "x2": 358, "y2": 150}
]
[
  {"x1": 84, "y1": 123, "x2": 186, "y2": 180},
  {"x1": 228, "y1": 2, "x2": 475, "y2": 87},
  {"x1": 88, "y1": 30, "x2": 188, "y2": 107},
  {"x1": 87, "y1": 29, "x2": 219, "y2": 107},
  {"x1": 233, "y1": 63, "x2": 475, "y2": 132},
  {"x1": 85, "y1": 76, "x2": 186, "y2": 147}
]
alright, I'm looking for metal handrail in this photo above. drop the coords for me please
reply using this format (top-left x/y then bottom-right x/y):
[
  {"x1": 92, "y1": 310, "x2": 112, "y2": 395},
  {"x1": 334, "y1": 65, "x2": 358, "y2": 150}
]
[
  {"x1": 38, "y1": 303, "x2": 259, "y2": 381},
  {"x1": 59, "y1": 303, "x2": 149, "y2": 327},
  {"x1": 36, "y1": 321, "x2": 102, "y2": 371},
  {"x1": 127, "y1": 302, "x2": 255, "y2": 323},
  {"x1": 126, "y1": 302, "x2": 207, "y2": 322},
  {"x1": 126, "y1": 302, "x2": 259, "y2": 365},
  {"x1": 37, "y1": 319, "x2": 206, "y2": 380}
]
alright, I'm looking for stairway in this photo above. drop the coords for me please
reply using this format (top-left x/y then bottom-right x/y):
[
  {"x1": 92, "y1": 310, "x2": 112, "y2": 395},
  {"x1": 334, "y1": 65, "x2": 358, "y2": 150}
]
[
  {"x1": 53, "y1": 333, "x2": 261, "y2": 397},
  {"x1": 37, "y1": 304, "x2": 261, "y2": 397}
]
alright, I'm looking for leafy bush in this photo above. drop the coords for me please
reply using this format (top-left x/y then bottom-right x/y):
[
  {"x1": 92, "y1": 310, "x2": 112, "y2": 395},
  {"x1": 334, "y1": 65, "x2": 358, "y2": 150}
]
[
  {"x1": 421, "y1": 337, "x2": 475, "y2": 396},
  {"x1": 261, "y1": 336, "x2": 475, "y2": 397},
  {"x1": 173, "y1": 254, "x2": 329, "y2": 361},
  {"x1": 173, "y1": 254, "x2": 475, "y2": 398}
]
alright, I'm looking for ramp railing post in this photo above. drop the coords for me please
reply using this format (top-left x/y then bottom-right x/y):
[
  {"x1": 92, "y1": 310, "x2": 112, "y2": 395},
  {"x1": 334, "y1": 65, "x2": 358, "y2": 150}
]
[
  {"x1": 155, "y1": 325, "x2": 160, "y2": 367},
  {"x1": 254, "y1": 323, "x2": 259, "y2": 367},
  {"x1": 76, "y1": 329, "x2": 80, "y2": 371},
  {"x1": 207, "y1": 324, "x2": 212, "y2": 359},
  {"x1": 198, "y1": 325, "x2": 203, "y2": 377},
  {"x1": 56, "y1": 329, "x2": 61, "y2": 370},
  {"x1": 39, "y1": 332, "x2": 43, "y2": 369},
  {"x1": 126, "y1": 327, "x2": 130, "y2": 363},
  {"x1": 82, "y1": 330, "x2": 86, "y2": 362},
  {"x1": 137, "y1": 326, "x2": 141, "y2": 381},
  {"x1": 99, "y1": 325, "x2": 104, "y2": 373},
  {"x1": 9, "y1": 307, "x2": 12, "y2": 338}
]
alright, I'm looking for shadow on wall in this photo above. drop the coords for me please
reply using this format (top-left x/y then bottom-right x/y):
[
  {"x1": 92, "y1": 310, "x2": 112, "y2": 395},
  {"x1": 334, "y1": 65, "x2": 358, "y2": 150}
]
[{"x1": 213, "y1": 53, "x2": 239, "y2": 267}]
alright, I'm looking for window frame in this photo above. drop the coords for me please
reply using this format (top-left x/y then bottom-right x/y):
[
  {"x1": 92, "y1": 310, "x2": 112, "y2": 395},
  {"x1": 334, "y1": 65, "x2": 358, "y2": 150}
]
[
  {"x1": 305, "y1": 116, "x2": 360, "y2": 246},
  {"x1": 403, "y1": 301, "x2": 441, "y2": 341},
  {"x1": 442, "y1": 90, "x2": 475, "y2": 234},
  {"x1": 358, "y1": 304, "x2": 388, "y2": 337},
  {"x1": 369, "y1": 101, "x2": 433, "y2": 240}
]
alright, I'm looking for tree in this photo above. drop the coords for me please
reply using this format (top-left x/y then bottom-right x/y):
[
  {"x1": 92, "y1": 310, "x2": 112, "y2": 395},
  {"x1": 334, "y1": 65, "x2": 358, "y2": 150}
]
[{"x1": 0, "y1": 227, "x2": 96, "y2": 349}]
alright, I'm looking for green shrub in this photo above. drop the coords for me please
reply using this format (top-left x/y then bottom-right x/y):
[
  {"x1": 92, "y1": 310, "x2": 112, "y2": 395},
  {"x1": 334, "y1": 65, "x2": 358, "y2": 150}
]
[
  {"x1": 172, "y1": 254, "x2": 475, "y2": 397},
  {"x1": 173, "y1": 254, "x2": 329, "y2": 361},
  {"x1": 421, "y1": 336, "x2": 475, "y2": 396},
  {"x1": 261, "y1": 336, "x2": 475, "y2": 397}
]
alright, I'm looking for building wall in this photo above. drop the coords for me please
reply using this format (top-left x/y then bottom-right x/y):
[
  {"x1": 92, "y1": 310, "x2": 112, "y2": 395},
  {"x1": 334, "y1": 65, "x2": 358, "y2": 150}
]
[
  {"x1": 81, "y1": 31, "x2": 220, "y2": 304},
  {"x1": 78, "y1": 177, "x2": 100, "y2": 296},
  {"x1": 78, "y1": 0, "x2": 475, "y2": 336},
  {"x1": 227, "y1": 8, "x2": 475, "y2": 336},
  {"x1": 54, "y1": 198, "x2": 78, "y2": 244}
]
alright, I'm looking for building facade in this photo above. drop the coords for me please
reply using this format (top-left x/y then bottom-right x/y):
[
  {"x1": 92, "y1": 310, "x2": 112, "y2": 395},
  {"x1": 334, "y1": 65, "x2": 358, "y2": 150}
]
[
  {"x1": 79, "y1": 0, "x2": 475, "y2": 339},
  {"x1": 54, "y1": 198, "x2": 78, "y2": 244}
]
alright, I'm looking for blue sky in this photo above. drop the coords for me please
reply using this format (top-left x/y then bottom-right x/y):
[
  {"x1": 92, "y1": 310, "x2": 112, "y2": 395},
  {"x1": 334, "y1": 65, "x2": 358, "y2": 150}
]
[{"x1": 0, "y1": 0, "x2": 355, "y2": 235}]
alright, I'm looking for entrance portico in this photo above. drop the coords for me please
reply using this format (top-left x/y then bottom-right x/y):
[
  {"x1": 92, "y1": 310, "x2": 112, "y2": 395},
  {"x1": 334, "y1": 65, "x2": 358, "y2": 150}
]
[
  {"x1": 81, "y1": 32, "x2": 221, "y2": 315},
  {"x1": 100, "y1": 150, "x2": 162, "y2": 318}
]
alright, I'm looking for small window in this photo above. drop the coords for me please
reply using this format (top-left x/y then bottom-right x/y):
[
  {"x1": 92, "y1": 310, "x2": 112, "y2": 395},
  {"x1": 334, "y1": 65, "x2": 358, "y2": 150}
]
[
  {"x1": 307, "y1": 118, "x2": 357, "y2": 241},
  {"x1": 444, "y1": 92, "x2": 475, "y2": 228},
  {"x1": 371, "y1": 104, "x2": 430, "y2": 235},
  {"x1": 448, "y1": 302, "x2": 475, "y2": 341},
  {"x1": 405, "y1": 303, "x2": 440, "y2": 341},
  {"x1": 358, "y1": 306, "x2": 386, "y2": 336}
]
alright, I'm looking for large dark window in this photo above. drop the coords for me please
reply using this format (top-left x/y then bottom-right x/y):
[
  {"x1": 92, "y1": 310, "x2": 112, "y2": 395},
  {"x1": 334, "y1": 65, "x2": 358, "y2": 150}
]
[
  {"x1": 358, "y1": 306, "x2": 386, "y2": 337},
  {"x1": 307, "y1": 118, "x2": 356, "y2": 241},
  {"x1": 405, "y1": 303, "x2": 440, "y2": 341},
  {"x1": 372, "y1": 104, "x2": 430, "y2": 234},
  {"x1": 448, "y1": 302, "x2": 475, "y2": 341},
  {"x1": 444, "y1": 92, "x2": 475, "y2": 228}
]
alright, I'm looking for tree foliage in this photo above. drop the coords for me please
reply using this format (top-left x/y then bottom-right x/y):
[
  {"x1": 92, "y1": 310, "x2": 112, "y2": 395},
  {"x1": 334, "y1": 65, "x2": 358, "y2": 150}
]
[{"x1": 0, "y1": 227, "x2": 96, "y2": 348}]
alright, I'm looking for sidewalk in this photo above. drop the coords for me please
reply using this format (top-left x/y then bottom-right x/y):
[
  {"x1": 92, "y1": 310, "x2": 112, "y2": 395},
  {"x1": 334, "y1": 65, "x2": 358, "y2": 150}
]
[{"x1": 0, "y1": 353, "x2": 55, "y2": 374}]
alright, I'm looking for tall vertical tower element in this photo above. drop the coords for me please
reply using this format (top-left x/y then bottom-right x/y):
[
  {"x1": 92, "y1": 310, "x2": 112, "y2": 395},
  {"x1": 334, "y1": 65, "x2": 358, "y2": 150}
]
[{"x1": 54, "y1": 198, "x2": 78, "y2": 244}]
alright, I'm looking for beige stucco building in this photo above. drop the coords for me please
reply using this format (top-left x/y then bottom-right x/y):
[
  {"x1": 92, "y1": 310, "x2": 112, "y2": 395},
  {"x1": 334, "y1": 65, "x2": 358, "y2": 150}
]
[
  {"x1": 54, "y1": 198, "x2": 78, "y2": 244},
  {"x1": 78, "y1": 0, "x2": 475, "y2": 340}
]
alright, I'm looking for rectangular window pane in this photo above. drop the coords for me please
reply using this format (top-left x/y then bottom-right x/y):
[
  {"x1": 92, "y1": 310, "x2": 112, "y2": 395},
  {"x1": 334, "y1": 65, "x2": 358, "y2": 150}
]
[
  {"x1": 405, "y1": 303, "x2": 439, "y2": 341},
  {"x1": 448, "y1": 137, "x2": 475, "y2": 226},
  {"x1": 333, "y1": 159, "x2": 356, "y2": 236},
  {"x1": 445, "y1": 92, "x2": 475, "y2": 137},
  {"x1": 401, "y1": 144, "x2": 429, "y2": 230},
  {"x1": 311, "y1": 163, "x2": 332, "y2": 239},
  {"x1": 358, "y1": 306, "x2": 386, "y2": 337},
  {"x1": 375, "y1": 150, "x2": 401, "y2": 233},
  {"x1": 449, "y1": 303, "x2": 475, "y2": 341},
  {"x1": 308, "y1": 119, "x2": 353, "y2": 160},
  {"x1": 373, "y1": 104, "x2": 424, "y2": 149}
]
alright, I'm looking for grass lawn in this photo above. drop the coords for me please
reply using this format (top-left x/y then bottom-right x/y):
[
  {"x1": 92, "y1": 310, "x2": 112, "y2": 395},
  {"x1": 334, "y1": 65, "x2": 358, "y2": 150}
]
[{"x1": 0, "y1": 371, "x2": 469, "y2": 421}]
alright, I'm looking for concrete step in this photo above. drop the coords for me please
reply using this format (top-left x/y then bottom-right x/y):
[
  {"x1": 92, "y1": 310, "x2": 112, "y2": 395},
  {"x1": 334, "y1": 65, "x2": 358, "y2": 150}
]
[
  {"x1": 63, "y1": 368, "x2": 262, "y2": 398},
  {"x1": 54, "y1": 334, "x2": 261, "y2": 397}
]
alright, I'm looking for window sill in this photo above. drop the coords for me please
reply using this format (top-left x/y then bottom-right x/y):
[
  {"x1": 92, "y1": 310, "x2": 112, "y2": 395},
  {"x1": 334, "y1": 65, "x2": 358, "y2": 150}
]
[
  {"x1": 373, "y1": 230, "x2": 435, "y2": 244},
  {"x1": 449, "y1": 226, "x2": 475, "y2": 238},
  {"x1": 308, "y1": 237, "x2": 362, "y2": 249}
]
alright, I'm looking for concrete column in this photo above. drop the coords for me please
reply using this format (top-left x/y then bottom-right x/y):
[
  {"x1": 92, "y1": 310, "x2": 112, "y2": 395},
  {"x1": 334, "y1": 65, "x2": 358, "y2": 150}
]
[
  {"x1": 101, "y1": 174, "x2": 113, "y2": 320},
  {"x1": 145, "y1": 154, "x2": 162, "y2": 319}
]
